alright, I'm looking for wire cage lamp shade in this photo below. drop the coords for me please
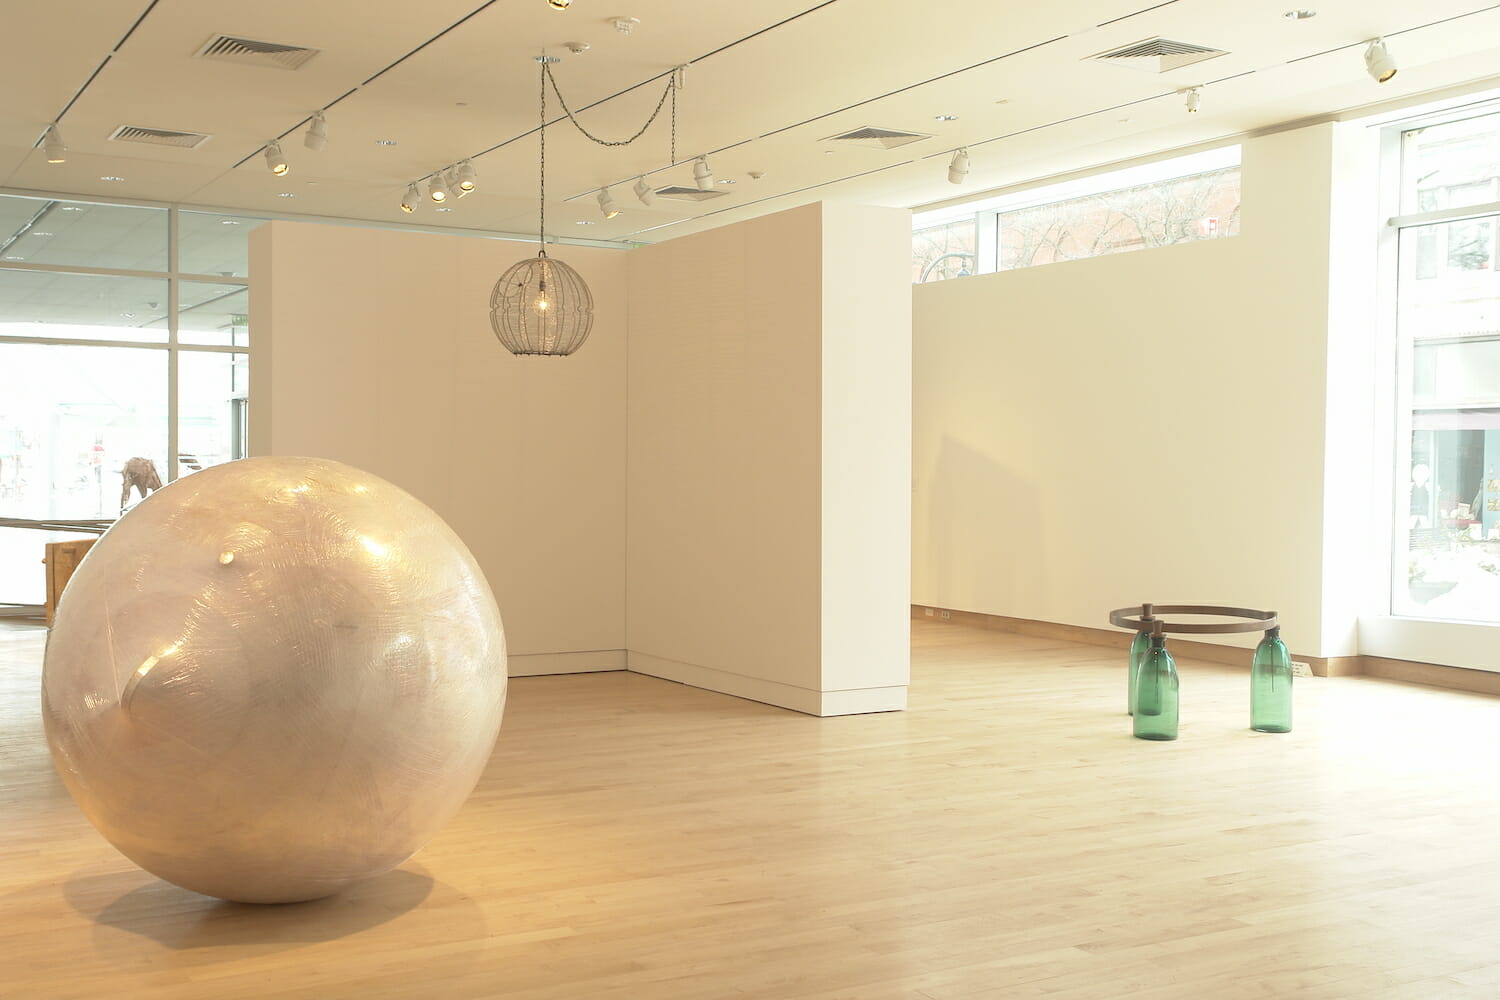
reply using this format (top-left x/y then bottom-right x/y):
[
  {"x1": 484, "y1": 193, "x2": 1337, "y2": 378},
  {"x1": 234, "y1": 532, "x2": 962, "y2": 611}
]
[{"x1": 490, "y1": 251, "x2": 594, "y2": 356}]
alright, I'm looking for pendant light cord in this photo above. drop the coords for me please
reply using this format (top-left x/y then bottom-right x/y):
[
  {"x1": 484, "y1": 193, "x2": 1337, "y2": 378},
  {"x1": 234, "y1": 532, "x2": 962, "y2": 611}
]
[
  {"x1": 538, "y1": 56, "x2": 547, "y2": 251},
  {"x1": 543, "y1": 63, "x2": 677, "y2": 148}
]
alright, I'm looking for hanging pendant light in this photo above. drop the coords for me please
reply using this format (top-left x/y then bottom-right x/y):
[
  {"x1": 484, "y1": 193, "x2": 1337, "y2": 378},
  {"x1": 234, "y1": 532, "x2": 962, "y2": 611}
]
[{"x1": 491, "y1": 55, "x2": 594, "y2": 356}]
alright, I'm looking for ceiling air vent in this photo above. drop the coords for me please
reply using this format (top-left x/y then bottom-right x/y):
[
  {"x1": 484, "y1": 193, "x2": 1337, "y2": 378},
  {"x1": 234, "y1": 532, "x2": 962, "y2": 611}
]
[
  {"x1": 108, "y1": 125, "x2": 212, "y2": 149},
  {"x1": 1088, "y1": 37, "x2": 1228, "y2": 73},
  {"x1": 653, "y1": 186, "x2": 730, "y2": 202},
  {"x1": 822, "y1": 126, "x2": 932, "y2": 150},
  {"x1": 194, "y1": 34, "x2": 320, "y2": 71}
]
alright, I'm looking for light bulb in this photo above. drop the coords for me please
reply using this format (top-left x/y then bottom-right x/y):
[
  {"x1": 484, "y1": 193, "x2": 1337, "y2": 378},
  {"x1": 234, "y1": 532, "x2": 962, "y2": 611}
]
[
  {"x1": 265, "y1": 140, "x2": 288, "y2": 176},
  {"x1": 456, "y1": 160, "x2": 477, "y2": 193},
  {"x1": 1364, "y1": 38, "x2": 1397, "y2": 83},
  {"x1": 43, "y1": 125, "x2": 66, "y2": 164},
  {"x1": 947, "y1": 148, "x2": 970, "y2": 185},
  {"x1": 597, "y1": 187, "x2": 621, "y2": 219},
  {"x1": 304, "y1": 112, "x2": 328, "y2": 151},
  {"x1": 428, "y1": 174, "x2": 448, "y2": 203},
  {"x1": 400, "y1": 183, "x2": 420, "y2": 213}
]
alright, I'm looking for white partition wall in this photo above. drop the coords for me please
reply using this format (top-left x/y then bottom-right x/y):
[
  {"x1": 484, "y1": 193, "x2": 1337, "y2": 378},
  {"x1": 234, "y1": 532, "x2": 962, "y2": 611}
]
[
  {"x1": 252, "y1": 204, "x2": 912, "y2": 713},
  {"x1": 627, "y1": 203, "x2": 913, "y2": 715},
  {"x1": 250, "y1": 223, "x2": 629, "y2": 675}
]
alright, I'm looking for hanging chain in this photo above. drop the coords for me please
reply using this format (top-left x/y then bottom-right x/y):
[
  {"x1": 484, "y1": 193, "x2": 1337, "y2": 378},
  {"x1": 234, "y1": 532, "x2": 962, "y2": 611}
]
[
  {"x1": 538, "y1": 56, "x2": 546, "y2": 251},
  {"x1": 543, "y1": 63, "x2": 675, "y2": 147},
  {"x1": 670, "y1": 76, "x2": 677, "y2": 166}
]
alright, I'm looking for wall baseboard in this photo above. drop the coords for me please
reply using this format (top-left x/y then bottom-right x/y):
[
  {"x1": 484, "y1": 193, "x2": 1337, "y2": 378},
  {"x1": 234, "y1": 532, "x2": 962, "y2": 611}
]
[
  {"x1": 509, "y1": 649, "x2": 627, "y2": 677},
  {"x1": 912, "y1": 605, "x2": 1500, "y2": 698},
  {"x1": 627, "y1": 651, "x2": 905, "y2": 718}
]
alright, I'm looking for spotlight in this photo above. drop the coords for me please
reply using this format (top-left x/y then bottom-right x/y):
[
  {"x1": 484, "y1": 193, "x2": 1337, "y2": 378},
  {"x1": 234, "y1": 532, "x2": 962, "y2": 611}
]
[
  {"x1": 947, "y1": 148, "x2": 970, "y2": 184},
  {"x1": 445, "y1": 167, "x2": 468, "y2": 198},
  {"x1": 264, "y1": 140, "x2": 289, "y2": 176},
  {"x1": 428, "y1": 173, "x2": 449, "y2": 203},
  {"x1": 1184, "y1": 87, "x2": 1202, "y2": 113},
  {"x1": 597, "y1": 187, "x2": 621, "y2": 219},
  {"x1": 633, "y1": 175, "x2": 655, "y2": 206},
  {"x1": 546, "y1": 0, "x2": 570, "y2": 7},
  {"x1": 456, "y1": 160, "x2": 477, "y2": 193},
  {"x1": 693, "y1": 156, "x2": 713, "y2": 191},
  {"x1": 400, "y1": 183, "x2": 420, "y2": 214},
  {"x1": 42, "y1": 125, "x2": 66, "y2": 164},
  {"x1": 304, "y1": 112, "x2": 328, "y2": 151},
  {"x1": 1364, "y1": 38, "x2": 1397, "y2": 83}
]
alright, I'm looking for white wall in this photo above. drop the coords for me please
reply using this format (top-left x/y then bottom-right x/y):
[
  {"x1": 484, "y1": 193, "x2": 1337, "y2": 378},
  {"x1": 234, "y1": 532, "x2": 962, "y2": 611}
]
[
  {"x1": 250, "y1": 223, "x2": 628, "y2": 674},
  {"x1": 913, "y1": 125, "x2": 1349, "y2": 657},
  {"x1": 627, "y1": 203, "x2": 912, "y2": 715}
]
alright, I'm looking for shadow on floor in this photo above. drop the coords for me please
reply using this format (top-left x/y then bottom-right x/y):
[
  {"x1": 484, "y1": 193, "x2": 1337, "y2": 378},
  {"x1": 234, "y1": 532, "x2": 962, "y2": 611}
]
[{"x1": 64, "y1": 864, "x2": 437, "y2": 951}]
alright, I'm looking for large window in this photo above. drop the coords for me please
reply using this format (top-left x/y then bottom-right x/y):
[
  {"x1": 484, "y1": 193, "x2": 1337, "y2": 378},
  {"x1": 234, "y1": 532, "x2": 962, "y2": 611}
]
[
  {"x1": 1388, "y1": 109, "x2": 1500, "y2": 624},
  {"x1": 912, "y1": 146, "x2": 1241, "y2": 282},
  {"x1": 0, "y1": 193, "x2": 259, "y2": 606}
]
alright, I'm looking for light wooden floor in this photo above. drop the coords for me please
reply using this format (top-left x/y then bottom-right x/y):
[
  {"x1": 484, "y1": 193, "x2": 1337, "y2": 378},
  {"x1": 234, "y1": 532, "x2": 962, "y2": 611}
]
[{"x1": 4, "y1": 619, "x2": 1500, "y2": 999}]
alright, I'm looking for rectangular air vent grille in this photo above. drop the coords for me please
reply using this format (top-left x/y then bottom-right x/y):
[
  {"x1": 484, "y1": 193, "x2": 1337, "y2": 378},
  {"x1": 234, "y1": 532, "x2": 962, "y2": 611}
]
[
  {"x1": 653, "y1": 186, "x2": 730, "y2": 202},
  {"x1": 822, "y1": 126, "x2": 932, "y2": 150},
  {"x1": 1088, "y1": 37, "x2": 1228, "y2": 73},
  {"x1": 108, "y1": 125, "x2": 212, "y2": 149},
  {"x1": 195, "y1": 34, "x2": 320, "y2": 70}
]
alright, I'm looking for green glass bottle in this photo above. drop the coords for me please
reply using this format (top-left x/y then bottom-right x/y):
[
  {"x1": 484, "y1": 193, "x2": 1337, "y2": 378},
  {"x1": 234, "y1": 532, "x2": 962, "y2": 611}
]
[
  {"x1": 1127, "y1": 603, "x2": 1155, "y2": 715},
  {"x1": 1132, "y1": 623, "x2": 1179, "y2": 741},
  {"x1": 1251, "y1": 622, "x2": 1292, "y2": 733}
]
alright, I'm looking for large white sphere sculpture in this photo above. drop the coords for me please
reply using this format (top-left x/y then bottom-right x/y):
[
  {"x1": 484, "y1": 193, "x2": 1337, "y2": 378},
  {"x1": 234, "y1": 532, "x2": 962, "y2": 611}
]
[{"x1": 42, "y1": 456, "x2": 507, "y2": 904}]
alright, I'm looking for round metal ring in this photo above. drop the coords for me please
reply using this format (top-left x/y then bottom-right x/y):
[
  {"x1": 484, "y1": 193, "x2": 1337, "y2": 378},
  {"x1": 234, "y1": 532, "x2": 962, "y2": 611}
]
[{"x1": 1107, "y1": 605, "x2": 1278, "y2": 635}]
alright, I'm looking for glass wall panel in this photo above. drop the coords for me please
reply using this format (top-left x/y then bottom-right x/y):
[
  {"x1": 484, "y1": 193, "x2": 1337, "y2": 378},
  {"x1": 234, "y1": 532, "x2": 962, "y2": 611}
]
[
  {"x1": 179, "y1": 212, "x2": 267, "y2": 278},
  {"x1": 912, "y1": 218, "x2": 978, "y2": 283},
  {"x1": 0, "y1": 194, "x2": 167, "y2": 272},
  {"x1": 178, "y1": 283, "x2": 248, "y2": 347},
  {"x1": 1393, "y1": 215, "x2": 1500, "y2": 623},
  {"x1": 0, "y1": 342, "x2": 167, "y2": 519},
  {"x1": 177, "y1": 352, "x2": 248, "y2": 473},
  {"x1": 1400, "y1": 113, "x2": 1500, "y2": 215},
  {"x1": 0, "y1": 270, "x2": 169, "y2": 343}
]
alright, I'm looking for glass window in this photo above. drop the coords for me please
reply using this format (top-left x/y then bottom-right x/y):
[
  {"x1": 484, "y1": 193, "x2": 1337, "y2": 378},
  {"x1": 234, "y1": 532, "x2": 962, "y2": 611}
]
[
  {"x1": 0, "y1": 270, "x2": 169, "y2": 343},
  {"x1": 177, "y1": 351, "x2": 248, "y2": 474},
  {"x1": 912, "y1": 218, "x2": 978, "y2": 283},
  {"x1": 996, "y1": 166, "x2": 1240, "y2": 271},
  {"x1": 179, "y1": 212, "x2": 267, "y2": 278},
  {"x1": 178, "y1": 283, "x2": 248, "y2": 347},
  {"x1": 911, "y1": 147, "x2": 1241, "y2": 283},
  {"x1": 1401, "y1": 114, "x2": 1500, "y2": 215},
  {"x1": 0, "y1": 341, "x2": 167, "y2": 519},
  {"x1": 0, "y1": 194, "x2": 167, "y2": 272},
  {"x1": 1392, "y1": 172, "x2": 1500, "y2": 622}
]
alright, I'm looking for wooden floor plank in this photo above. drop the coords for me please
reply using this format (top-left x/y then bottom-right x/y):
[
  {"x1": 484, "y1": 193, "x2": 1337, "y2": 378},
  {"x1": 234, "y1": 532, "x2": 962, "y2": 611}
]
[{"x1": 3, "y1": 618, "x2": 1499, "y2": 999}]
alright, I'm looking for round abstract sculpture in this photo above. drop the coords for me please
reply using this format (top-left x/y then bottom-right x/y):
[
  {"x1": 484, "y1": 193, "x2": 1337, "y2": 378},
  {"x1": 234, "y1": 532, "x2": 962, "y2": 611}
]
[{"x1": 42, "y1": 456, "x2": 507, "y2": 904}]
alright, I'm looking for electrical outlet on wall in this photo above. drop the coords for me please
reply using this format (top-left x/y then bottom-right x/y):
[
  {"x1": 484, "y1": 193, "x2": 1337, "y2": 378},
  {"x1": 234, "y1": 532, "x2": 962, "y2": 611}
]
[
  {"x1": 924, "y1": 607, "x2": 934, "y2": 616},
  {"x1": 1289, "y1": 661, "x2": 1314, "y2": 678},
  {"x1": 941, "y1": 610, "x2": 951, "y2": 620}
]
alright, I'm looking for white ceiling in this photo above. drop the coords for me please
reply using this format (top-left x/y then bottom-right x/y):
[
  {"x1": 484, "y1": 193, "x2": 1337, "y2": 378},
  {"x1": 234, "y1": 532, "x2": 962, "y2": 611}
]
[{"x1": 3, "y1": 0, "x2": 1500, "y2": 249}]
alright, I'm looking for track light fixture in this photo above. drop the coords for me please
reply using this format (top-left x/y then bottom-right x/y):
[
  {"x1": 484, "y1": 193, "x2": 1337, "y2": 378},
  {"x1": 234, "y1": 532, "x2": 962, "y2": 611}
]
[
  {"x1": 633, "y1": 176, "x2": 655, "y2": 206},
  {"x1": 400, "y1": 183, "x2": 420, "y2": 214},
  {"x1": 456, "y1": 160, "x2": 477, "y2": 193},
  {"x1": 264, "y1": 140, "x2": 289, "y2": 176},
  {"x1": 597, "y1": 187, "x2": 622, "y2": 219},
  {"x1": 1364, "y1": 38, "x2": 1397, "y2": 83},
  {"x1": 693, "y1": 156, "x2": 714, "y2": 191},
  {"x1": 948, "y1": 148, "x2": 970, "y2": 185},
  {"x1": 42, "y1": 125, "x2": 66, "y2": 164},
  {"x1": 1184, "y1": 87, "x2": 1202, "y2": 113},
  {"x1": 304, "y1": 112, "x2": 328, "y2": 151},
  {"x1": 428, "y1": 173, "x2": 449, "y2": 203}
]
